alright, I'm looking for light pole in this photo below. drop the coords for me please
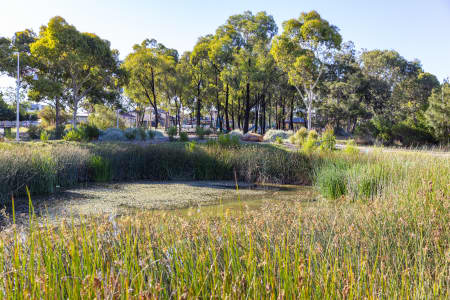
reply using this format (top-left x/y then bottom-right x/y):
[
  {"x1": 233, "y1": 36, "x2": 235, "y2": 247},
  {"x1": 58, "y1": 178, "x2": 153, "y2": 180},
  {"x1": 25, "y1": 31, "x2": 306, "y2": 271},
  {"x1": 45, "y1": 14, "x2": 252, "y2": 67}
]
[{"x1": 15, "y1": 52, "x2": 20, "y2": 141}]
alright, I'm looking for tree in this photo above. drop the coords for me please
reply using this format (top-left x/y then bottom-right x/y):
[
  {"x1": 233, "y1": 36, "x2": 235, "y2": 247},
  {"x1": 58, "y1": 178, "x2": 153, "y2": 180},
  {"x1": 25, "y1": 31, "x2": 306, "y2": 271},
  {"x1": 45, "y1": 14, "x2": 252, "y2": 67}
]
[
  {"x1": 271, "y1": 11, "x2": 341, "y2": 129},
  {"x1": 38, "y1": 105, "x2": 70, "y2": 128},
  {"x1": 30, "y1": 17, "x2": 121, "y2": 129},
  {"x1": 425, "y1": 81, "x2": 450, "y2": 143},
  {"x1": 88, "y1": 104, "x2": 124, "y2": 130},
  {"x1": 124, "y1": 39, "x2": 177, "y2": 128},
  {"x1": 0, "y1": 93, "x2": 15, "y2": 120}
]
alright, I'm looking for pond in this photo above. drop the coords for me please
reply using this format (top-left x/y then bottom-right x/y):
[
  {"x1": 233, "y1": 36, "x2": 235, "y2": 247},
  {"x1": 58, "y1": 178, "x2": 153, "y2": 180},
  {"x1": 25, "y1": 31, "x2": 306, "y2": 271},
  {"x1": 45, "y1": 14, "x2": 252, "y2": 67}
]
[{"x1": 2, "y1": 181, "x2": 317, "y2": 225}]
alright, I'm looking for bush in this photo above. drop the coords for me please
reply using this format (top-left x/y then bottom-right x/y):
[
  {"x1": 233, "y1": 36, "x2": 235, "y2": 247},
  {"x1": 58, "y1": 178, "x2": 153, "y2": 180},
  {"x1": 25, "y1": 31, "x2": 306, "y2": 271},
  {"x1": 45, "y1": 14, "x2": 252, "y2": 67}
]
[
  {"x1": 302, "y1": 131, "x2": 319, "y2": 155},
  {"x1": 263, "y1": 129, "x2": 293, "y2": 142},
  {"x1": 99, "y1": 128, "x2": 127, "y2": 142},
  {"x1": 289, "y1": 127, "x2": 308, "y2": 145},
  {"x1": 228, "y1": 129, "x2": 243, "y2": 138},
  {"x1": 217, "y1": 134, "x2": 240, "y2": 148},
  {"x1": 196, "y1": 126, "x2": 206, "y2": 139},
  {"x1": 40, "y1": 131, "x2": 49, "y2": 142},
  {"x1": 147, "y1": 130, "x2": 155, "y2": 139},
  {"x1": 319, "y1": 125, "x2": 336, "y2": 151},
  {"x1": 391, "y1": 123, "x2": 435, "y2": 146},
  {"x1": 63, "y1": 130, "x2": 83, "y2": 142},
  {"x1": 78, "y1": 123, "x2": 100, "y2": 141},
  {"x1": 167, "y1": 126, "x2": 177, "y2": 141},
  {"x1": 124, "y1": 128, "x2": 137, "y2": 140},
  {"x1": 137, "y1": 127, "x2": 147, "y2": 141},
  {"x1": 28, "y1": 125, "x2": 42, "y2": 140},
  {"x1": 179, "y1": 131, "x2": 189, "y2": 142},
  {"x1": 275, "y1": 136, "x2": 283, "y2": 144},
  {"x1": 186, "y1": 141, "x2": 196, "y2": 152},
  {"x1": 343, "y1": 140, "x2": 359, "y2": 155}
]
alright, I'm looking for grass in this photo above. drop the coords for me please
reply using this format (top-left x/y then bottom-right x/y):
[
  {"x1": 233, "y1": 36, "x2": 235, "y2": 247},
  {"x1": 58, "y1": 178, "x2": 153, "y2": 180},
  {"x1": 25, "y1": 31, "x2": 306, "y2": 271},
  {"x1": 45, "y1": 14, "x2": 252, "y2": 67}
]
[
  {"x1": 0, "y1": 141, "x2": 311, "y2": 204},
  {"x1": 0, "y1": 141, "x2": 448, "y2": 298}
]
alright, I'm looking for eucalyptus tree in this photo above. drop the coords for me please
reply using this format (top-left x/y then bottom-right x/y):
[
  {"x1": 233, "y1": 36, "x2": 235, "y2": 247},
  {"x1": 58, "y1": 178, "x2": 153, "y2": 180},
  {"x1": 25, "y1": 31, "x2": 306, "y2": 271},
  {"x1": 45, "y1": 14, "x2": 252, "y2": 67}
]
[
  {"x1": 30, "y1": 17, "x2": 121, "y2": 129},
  {"x1": 220, "y1": 11, "x2": 277, "y2": 133},
  {"x1": 425, "y1": 80, "x2": 449, "y2": 143},
  {"x1": 271, "y1": 11, "x2": 341, "y2": 129},
  {"x1": 123, "y1": 39, "x2": 177, "y2": 128}
]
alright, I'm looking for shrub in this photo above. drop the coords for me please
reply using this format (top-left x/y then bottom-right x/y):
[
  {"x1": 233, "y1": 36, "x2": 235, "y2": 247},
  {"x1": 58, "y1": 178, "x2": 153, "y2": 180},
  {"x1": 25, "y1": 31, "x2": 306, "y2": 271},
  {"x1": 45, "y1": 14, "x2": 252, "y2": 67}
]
[
  {"x1": 228, "y1": 129, "x2": 243, "y2": 138},
  {"x1": 124, "y1": 128, "x2": 137, "y2": 140},
  {"x1": 137, "y1": 127, "x2": 147, "y2": 141},
  {"x1": 263, "y1": 129, "x2": 293, "y2": 142},
  {"x1": 186, "y1": 141, "x2": 196, "y2": 152},
  {"x1": 28, "y1": 125, "x2": 42, "y2": 140},
  {"x1": 302, "y1": 131, "x2": 318, "y2": 155},
  {"x1": 78, "y1": 123, "x2": 100, "y2": 141},
  {"x1": 40, "y1": 131, "x2": 49, "y2": 142},
  {"x1": 99, "y1": 128, "x2": 127, "y2": 142},
  {"x1": 147, "y1": 130, "x2": 155, "y2": 139},
  {"x1": 63, "y1": 130, "x2": 83, "y2": 142},
  {"x1": 217, "y1": 134, "x2": 240, "y2": 148},
  {"x1": 319, "y1": 125, "x2": 336, "y2": 151},
  {"x1": 289, "y1": 127, "x2": 308, "y2": 145},
  {"x1": 391, "y1": 123, "x2": 435, "y2": 146},
  {"x1": 167, "y1": 126, "x2": 177, "y2": 141},
  {"x1": 343, "y1": 140, "x2": 359, "y2": 155},
  {"x1": 179, "y1": 131, "x2": 189, "y2": 142},
  {"x1": 275, "y1": 136, "x2": 283, "y2": 144},
  {"x1": 196, "y1": 126, "x2": 206, "y2": 139}
]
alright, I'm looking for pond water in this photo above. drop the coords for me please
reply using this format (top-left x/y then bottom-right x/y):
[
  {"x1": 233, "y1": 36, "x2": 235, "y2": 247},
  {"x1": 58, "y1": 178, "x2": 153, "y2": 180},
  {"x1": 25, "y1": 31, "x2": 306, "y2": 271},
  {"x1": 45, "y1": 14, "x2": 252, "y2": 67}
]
[{"x1": 3, "y1": 181, "x2": 317, "y2": 225}]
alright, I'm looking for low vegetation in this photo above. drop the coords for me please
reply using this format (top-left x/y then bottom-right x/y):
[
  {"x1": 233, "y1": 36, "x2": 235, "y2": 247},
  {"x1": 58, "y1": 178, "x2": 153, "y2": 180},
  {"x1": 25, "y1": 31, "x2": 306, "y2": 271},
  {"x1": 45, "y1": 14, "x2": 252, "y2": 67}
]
[{"x1": 0, "y1": 148, "x2": 448, "y2": 298}]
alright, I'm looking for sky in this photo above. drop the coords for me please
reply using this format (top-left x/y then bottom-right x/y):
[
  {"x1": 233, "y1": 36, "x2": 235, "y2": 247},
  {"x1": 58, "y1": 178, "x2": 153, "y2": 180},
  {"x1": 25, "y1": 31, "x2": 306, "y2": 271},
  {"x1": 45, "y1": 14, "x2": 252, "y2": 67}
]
[{"x1": 1, "y1": 0, "x2": 449, "y2": 91}]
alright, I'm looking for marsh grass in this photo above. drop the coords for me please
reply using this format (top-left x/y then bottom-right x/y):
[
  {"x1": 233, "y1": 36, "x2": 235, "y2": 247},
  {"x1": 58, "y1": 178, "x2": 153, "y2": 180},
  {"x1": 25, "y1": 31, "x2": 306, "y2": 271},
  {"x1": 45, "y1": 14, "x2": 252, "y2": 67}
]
[
  {"x1": 0, "y1": 168, "x2": 448, "y2": 298},
  {"x1": 0, "y1": 142, "x2": 311, "y2": 203}
]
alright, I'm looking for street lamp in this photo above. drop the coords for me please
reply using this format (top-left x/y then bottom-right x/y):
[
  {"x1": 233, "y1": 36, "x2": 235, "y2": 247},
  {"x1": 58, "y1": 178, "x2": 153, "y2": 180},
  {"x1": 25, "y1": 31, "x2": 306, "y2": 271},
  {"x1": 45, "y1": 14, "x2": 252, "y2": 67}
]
[{"x1": 15, "y1": 51, "x2": 20, "y2": 141}]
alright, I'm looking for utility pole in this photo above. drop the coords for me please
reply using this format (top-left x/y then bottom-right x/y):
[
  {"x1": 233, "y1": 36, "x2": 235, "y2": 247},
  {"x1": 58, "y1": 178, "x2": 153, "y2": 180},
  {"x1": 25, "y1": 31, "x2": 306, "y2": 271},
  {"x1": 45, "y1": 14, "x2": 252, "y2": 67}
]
[{"x1": 15, "y1": 52, "x2": 20, "y2": 141}]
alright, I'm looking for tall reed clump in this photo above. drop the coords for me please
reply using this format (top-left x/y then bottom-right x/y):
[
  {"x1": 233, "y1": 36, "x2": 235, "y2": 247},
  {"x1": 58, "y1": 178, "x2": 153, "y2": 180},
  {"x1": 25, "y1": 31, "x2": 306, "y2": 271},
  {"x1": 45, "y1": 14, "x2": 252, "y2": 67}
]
[{"x1": 0, "y1": 142, "x2": 312, "y2": 203}]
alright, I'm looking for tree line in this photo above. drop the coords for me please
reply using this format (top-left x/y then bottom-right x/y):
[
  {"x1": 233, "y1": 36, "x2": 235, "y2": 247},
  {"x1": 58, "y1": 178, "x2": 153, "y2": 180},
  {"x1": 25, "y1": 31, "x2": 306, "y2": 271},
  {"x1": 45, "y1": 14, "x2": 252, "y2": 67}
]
[{"x1": 0, "y1": 11, "x2": 448, "y2": 144}]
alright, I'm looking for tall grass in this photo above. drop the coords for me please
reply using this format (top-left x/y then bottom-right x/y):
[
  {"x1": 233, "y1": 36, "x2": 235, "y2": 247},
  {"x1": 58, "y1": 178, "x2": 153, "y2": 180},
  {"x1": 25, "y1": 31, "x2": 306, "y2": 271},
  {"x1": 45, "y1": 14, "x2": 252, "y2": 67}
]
[
  {"x1": 0, "y1": 146, "x2": 448, "y2": 298},
  {"x1": 0, "y1": 142, "x2": 311, "y2": 203}
]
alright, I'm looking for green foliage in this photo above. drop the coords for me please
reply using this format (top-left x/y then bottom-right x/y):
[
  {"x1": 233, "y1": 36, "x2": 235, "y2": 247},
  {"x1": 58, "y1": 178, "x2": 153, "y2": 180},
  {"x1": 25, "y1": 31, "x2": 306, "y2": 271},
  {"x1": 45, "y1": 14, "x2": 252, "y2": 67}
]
[
  {"x1": 263, "y1": 129, "x2": 293, "y2": 142},
  {"x1": 216, "y1": 134, "x2": 240, "y2": 148},
  {"x1": 289, "y1": 127, "x2": 308, "y2": 145},
  {"x1": 0, "y1": 143, "x2": 311, "y2": 202},
  {"x1": 78, "y1": 123, "x2": 100, "y2": 141},
  {"x1": 27, "y1": 125, "x2": 42, "y2": 140},
  {"x1": 186, "y1": 141, "x2": 196, "y2": 152},
  {"x1": 38, "y1": 106, "x2": 70, "y2": 128},
  {"x1": 425, "y1": 83, "x2": 450, "y2": 143},
  {"x1": 99, "y1": 128, "x2": 127, "y2": 142},
  {"x1": 315, "y1": 162, "x2": 349, "y2": 199},
  {"x1": 88, "y1": 104, "x2": 124, "y2": 130},
  {"x1": 89, "y1": 155, "x2": 111, "y2": 182},
  {"x1": 391, "y1": 122, "x2": 435, "y2": 146},
  {"x1": 195, "y1": 126, "x2": 206, "y2": 139},
  {"x1": 63, "y1": 130, "x2": 83, "y2": 142},
  {"x1": 275, "y1": 136, "x2": 283, "y2": 144},
  {"x1": 319, "y1": 126, "x2": 336, "y2": 151},
  {"x1": 343, "y1": 140, "x2": 359, "y2": 155},
  {"x1": 40, "y1": 131, "x2": 49, "y2": 142},
  {"x1": 124, "y1": 128, "x2": 137, "y2": 140},
  {"x1": 179, "y1": 131, "x2": 189, "y2": 142},
  {"x1": 147, "y1": 130, "x2": 155, "y2": 139},
  {"x1": 167, "y1": 126, "x2": 177, "y2": 141}
]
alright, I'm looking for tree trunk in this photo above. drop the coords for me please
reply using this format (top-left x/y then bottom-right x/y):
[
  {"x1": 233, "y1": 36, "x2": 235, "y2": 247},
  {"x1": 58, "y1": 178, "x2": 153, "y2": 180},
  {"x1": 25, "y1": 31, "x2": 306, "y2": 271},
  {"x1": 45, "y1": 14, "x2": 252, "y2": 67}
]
[
  {"x1": 72, "y1": 98, "x2": 78, "y2": 129},
  {"x1": 55, "y1": 98, "x2": 61, "y2": 138},
  {"x1": 225, "y1": 84, "x2": 230, "y2": 131},
  {"x1": 275, "y1": 98, "x2": 278, "y2": 129},
  {"x1": 254, "y1": 95, "x2": 259, "y2": 133},
  {"x1": 289, "y1": 96, "x2": 294, "y2": 130},
  {"x1": 261, "y1": 94, "x2": 266, "y2": 134},
  {"x1": 231, "y1": 95, "x2": 235, "y2": 130},
  {"x1": 154, "y1": 105, "x2": 159, "y2": 129},
  {"x1": 281, "y1": 98, "x2": 286, "y2": 130},
  {"x1": 243, "y1": 82, "x2": 250, "y2": 134},
  {"x1": 237, "y1": 96, "x2": 241, "y2": 130},
  {"x1": 196, "y1": 81, "x2": 201, "y2": 127}
]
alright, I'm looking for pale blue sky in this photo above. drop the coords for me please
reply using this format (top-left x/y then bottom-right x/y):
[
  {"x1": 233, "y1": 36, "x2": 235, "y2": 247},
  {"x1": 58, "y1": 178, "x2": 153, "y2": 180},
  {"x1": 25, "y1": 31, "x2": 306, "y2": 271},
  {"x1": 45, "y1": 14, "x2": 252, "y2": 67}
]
[{"x1": 1, "y1": 0, "x2": 449, "y2": 89}]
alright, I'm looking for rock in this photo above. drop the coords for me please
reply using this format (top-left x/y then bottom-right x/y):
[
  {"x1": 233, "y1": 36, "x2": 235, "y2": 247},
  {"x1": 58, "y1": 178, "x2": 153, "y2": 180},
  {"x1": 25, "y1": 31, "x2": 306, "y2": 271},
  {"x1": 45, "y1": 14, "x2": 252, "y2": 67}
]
[{"x1": 241, "y1": 132, "x2": 264, "y2": 142}]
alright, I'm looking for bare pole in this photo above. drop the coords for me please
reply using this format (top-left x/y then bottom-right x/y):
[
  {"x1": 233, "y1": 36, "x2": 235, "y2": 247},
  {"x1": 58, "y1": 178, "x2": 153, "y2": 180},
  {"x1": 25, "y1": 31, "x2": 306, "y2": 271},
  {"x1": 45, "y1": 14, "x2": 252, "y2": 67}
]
[{"x1": 15, "y1": 52, "x2": 20, "y2": 141}]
